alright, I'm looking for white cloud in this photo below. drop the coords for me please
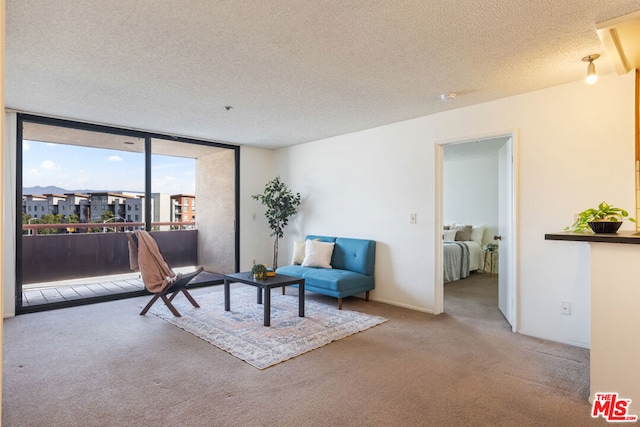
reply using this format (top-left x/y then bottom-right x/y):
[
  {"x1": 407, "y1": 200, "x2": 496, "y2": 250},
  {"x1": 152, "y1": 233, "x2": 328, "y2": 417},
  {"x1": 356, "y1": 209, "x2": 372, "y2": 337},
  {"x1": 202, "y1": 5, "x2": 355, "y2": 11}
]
[
  {"x1": 23, "y1": 168, "x2": 45, "y2": 187},
  {"x1": 152, "y1": 174, "x2": 194, "y2": 194},
  {"x1": 108, "y1": 155, "x2": 123, "y2": 162},
  {"x1": 23, "y1": 141, "x2": 31, "y2": 151},
  {"x1": 41, "y1": 160, "x2": 59, "y2": 170},
  {"x1": 25, "y1": 168, "x2": 43, "y2": 180}
]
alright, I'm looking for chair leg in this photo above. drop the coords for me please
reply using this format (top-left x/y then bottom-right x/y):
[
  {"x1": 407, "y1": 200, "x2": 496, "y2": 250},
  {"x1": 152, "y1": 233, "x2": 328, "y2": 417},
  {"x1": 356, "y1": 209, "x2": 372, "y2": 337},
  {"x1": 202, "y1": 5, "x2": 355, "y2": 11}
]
[
  {"x1": 180, "y1": 289, "x2": 200, "y2": 308},
  {"x1": 140, "y1": 294, "x2": 161, "y2": 315},
  {"x1": 365, "y1": 291, "x2": 370, "y2": 301},
  {"x1": 160, "y1": 294, "x2": 182, "y2": 317},
  {"x1": 338, "y1": 298, "x2": 343, "y2": 310},
  {"x1": 142, "y1": 283, "x2": 199, "y2": 317}
]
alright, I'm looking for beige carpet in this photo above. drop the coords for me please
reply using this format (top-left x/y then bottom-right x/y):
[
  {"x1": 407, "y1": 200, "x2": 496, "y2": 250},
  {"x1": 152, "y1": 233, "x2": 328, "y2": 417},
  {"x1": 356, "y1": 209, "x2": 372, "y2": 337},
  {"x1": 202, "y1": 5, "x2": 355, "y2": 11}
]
[
  {"x1": 147, "y1": 284, "x2": 387, "y2": 369},
  {"x1": 3, "y1": 273, "x2": 606, "y2": 426}
]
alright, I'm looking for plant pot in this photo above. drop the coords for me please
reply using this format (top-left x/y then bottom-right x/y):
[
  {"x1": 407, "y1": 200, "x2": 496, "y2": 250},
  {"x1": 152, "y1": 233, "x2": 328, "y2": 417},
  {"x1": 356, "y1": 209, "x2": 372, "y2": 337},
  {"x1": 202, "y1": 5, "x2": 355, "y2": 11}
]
[
  {"x1": 253, "y1": 272, "x2": 267, "y2": 280},
  {"x1": 588, "y1": 221, "x2": 622, "y2": 234}
]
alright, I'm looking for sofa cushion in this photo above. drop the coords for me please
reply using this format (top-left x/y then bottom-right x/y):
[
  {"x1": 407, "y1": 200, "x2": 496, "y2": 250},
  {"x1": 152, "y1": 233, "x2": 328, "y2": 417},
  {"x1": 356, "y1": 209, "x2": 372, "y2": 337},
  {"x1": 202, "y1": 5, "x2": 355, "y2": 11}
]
[
  {"x1": 304, "y1": 235, "x2": 375, "y2": 276},
  {"x1": 291, "y1": 240, "x2": 306, "y2": 265},
  {"x1": 276, "y1": 265, "x2": 308, "y2": 277},
  {"x1": 302, "y1": 240, "x2": 335, "y2": 268},
  {"x1": 302, "y1": 268, "x2": 371, "y2": 292},
  {"x1": 332, "y1": 238, "x2": 376, "y2": 276},
  {"x1": 277, "y1": 265, "x2": 373, "y2": 295}
]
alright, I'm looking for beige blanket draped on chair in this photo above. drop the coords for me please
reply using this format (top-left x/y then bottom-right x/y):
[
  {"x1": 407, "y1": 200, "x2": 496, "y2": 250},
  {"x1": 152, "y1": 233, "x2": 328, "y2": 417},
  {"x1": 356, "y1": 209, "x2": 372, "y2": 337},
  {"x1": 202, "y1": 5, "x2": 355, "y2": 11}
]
[{"x1": 128, "y1": 230, "x2": 176, "y2": 293}]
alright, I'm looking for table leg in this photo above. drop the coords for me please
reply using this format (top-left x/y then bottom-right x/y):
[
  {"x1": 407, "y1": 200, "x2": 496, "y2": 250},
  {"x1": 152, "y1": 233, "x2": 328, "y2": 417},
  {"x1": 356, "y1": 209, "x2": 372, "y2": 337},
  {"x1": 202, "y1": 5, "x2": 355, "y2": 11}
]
[
  {"x1": 489, "y1": 253, "x2": 494, "y2": 278},
  {"x1": 257, "y1": 286, "x2": 262, "y2": 304},
  {"x1": 299, "y1": 280, "x2": 305, "y2": 318},
  {"x1": 264, "y1": 287, "x2": 271, "y2": 326},
  {"x1": 224, "y1": 278, "x2": 230, "y2": 311}
]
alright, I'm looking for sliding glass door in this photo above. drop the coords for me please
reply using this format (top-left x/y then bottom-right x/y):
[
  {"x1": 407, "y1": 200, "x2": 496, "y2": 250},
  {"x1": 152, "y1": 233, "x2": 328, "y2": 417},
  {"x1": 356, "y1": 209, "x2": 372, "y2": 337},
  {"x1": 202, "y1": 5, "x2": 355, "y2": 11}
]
[{"x1": 17, "y1": 114, "x2": 239, "y2": 313}]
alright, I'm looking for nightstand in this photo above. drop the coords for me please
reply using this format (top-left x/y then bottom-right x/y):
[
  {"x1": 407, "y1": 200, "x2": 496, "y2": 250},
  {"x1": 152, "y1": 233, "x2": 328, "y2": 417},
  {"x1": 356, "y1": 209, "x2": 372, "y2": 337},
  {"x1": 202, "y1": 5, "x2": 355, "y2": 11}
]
[{"x1": 482, "y1": 249, "x2": 498, "y2": 277}]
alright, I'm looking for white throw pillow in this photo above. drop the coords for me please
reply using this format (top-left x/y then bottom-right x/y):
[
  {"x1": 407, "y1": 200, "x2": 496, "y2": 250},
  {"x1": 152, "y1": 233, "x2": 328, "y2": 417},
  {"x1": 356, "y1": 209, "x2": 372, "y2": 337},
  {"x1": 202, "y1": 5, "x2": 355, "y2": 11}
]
[
  {"x1": 291, "y1": 240, "x2": 306, "y2": 265},
  {"x1": 470, "y1": 225, "x2": 486, "y2": 245},
  {"x1": 302, "y1": 240, "x2": 335, "y2": 268},
  {"x1": 443, "y1": 229, "x2": 457, "y2": 241}
]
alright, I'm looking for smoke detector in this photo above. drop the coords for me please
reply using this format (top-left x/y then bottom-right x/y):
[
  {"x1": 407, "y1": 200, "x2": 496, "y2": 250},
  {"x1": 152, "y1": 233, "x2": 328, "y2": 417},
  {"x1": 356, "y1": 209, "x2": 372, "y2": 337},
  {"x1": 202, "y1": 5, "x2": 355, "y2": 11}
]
[{"x1": 440, "y1": 93, "x2": 456, "y2": 102}]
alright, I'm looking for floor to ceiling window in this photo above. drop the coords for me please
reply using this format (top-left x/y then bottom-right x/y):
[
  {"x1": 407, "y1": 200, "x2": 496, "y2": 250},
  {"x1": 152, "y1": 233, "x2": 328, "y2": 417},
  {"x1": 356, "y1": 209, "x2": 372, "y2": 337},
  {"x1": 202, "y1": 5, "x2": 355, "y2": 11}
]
[{"x1": 17, "y1": 114, "x2": 239, "y2": 313}]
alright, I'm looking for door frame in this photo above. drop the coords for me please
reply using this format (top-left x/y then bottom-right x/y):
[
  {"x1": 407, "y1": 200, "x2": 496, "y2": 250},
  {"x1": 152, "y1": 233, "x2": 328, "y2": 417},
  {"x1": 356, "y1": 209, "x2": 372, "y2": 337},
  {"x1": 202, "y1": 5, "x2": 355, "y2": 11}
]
[{"x1": 434, "y1": 130, "x2": 519, "y2": 332}]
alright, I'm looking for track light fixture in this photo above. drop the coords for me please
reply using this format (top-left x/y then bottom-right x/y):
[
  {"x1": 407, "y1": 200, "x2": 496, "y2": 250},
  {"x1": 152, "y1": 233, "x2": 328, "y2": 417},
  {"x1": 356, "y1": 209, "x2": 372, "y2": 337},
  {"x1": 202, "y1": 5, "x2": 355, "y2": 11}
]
[{"x1": 582, "y1": 54, "x2": 600, "y2": 84}]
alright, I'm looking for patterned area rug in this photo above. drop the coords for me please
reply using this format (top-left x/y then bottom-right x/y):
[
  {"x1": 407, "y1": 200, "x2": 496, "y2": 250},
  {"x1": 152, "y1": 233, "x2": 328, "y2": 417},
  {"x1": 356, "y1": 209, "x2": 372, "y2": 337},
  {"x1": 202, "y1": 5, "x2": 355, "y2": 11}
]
[{"x1": 147, "y1": 285, "x2": 388, "y2": 369}]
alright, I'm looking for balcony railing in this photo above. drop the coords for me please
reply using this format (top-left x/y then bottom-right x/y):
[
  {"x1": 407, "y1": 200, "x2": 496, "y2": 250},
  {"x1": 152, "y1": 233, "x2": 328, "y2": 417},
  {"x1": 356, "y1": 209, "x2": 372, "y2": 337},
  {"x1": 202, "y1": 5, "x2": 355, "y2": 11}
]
[
  {"x1": 21, "y1": 225, "x2": 198, "y2": 284},
  {"x1": 23, "y1": 221, "x2": 196, "y2": 235}
]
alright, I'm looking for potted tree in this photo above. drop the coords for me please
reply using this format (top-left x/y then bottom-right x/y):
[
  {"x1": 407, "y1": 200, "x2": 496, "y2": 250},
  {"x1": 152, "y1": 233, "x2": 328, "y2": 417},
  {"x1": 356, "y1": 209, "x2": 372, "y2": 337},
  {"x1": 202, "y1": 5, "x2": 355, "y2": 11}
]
[
  {"x1": 252, "y1": 176, "x2": 301, "y2": 269},
  {"x1": 565, "y1": 201, "x2": 636, "y2": 233}
]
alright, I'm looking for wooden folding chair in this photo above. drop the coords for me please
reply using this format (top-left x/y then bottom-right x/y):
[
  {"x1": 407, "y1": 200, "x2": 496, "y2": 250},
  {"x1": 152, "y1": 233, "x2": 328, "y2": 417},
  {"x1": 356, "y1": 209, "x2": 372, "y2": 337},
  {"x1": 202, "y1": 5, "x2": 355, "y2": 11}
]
[{"x1": 127, "y1": 231, "x2": 203, "y2": 317}]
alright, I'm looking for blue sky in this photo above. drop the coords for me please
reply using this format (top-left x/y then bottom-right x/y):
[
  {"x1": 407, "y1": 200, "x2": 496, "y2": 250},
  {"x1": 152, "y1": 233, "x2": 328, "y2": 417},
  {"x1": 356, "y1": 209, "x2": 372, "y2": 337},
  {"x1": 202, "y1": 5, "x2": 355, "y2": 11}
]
[{"x1": 23, "y1": 140, "x2": 195, "y2": 194}]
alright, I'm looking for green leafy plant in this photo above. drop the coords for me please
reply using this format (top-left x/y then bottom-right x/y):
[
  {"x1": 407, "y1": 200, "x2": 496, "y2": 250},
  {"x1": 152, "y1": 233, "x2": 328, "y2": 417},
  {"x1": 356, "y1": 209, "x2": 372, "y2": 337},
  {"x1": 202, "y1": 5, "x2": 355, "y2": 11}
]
[
  {"x1": 485, "y1": 243, "x2": 498, "y2": 252},
  {"x1": 251, "y1": 263, "x2": 268, "y2": 279},
  {"x1": 565, "y1": 201, "x2": 636, "y2": 232},
  {"x1": 252, "y1": 177, "x2": 301, "y2": 269}
]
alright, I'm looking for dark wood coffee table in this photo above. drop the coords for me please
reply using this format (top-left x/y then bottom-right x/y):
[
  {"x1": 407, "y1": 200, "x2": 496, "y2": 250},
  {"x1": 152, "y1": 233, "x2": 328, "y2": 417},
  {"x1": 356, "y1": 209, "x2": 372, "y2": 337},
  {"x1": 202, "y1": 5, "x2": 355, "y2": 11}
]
[{"x1": 223, "y1": 272, "x2": 305, "y2": 326}]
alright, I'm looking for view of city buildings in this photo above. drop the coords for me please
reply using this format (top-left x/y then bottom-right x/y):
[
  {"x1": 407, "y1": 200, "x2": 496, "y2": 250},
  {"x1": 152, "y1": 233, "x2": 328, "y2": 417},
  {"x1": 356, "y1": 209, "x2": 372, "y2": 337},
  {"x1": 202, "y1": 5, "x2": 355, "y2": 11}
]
[{"x1": 22, "y1": 191, "x2": 196, "y2": 231}]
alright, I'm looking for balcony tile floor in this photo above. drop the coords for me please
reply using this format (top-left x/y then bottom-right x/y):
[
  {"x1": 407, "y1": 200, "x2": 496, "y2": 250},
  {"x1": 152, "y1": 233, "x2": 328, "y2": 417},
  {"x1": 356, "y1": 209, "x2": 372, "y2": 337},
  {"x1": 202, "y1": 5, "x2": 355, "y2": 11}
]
[
  {"x1": 21, "y1": 267, "x2": 223, "y2": 308},
  {"x1": 22, "y1": 277, "x2": 145, "y2": 307}
]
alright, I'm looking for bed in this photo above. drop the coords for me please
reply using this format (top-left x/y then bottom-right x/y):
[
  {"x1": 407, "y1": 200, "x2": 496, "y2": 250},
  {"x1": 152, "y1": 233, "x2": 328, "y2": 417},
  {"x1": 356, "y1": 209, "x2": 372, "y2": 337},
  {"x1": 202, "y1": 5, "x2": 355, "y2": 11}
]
[{"x1": 443, "y1": 224, "x2": 485, "y2": 283}]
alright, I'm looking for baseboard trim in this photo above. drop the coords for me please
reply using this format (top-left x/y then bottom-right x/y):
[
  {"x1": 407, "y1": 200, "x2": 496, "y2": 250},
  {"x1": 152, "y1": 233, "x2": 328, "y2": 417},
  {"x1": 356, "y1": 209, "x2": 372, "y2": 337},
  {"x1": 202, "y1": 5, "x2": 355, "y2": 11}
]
[
  {"x1": 370, "y1": 297, "x2": 434, "y2": 314},
  {"x1": 517, "y1": 328, "x2": 590, "y2": 349}
]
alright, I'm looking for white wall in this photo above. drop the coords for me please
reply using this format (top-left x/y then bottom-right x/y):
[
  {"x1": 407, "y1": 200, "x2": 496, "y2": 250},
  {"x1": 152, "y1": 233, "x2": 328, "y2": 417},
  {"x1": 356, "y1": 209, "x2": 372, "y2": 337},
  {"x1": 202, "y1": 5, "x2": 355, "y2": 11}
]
[
  {"x1": 275, "y1": 127, "x2": 434, "y2": 312},
  {"x1": 443, "y1": 143, "x2": 499, "y2": 246},
  {"x1": 271, "y1": 72, "x2": 636, "y2": 347},
  {"x1": 239, "y1": 146, "x2": 277, "y2": 270}
]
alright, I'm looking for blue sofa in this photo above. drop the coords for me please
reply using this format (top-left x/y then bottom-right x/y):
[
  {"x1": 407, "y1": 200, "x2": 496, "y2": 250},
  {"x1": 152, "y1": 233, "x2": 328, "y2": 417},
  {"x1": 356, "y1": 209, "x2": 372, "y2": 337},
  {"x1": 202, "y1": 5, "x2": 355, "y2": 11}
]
[{"x1": 276, "y1": 235, "x2": 376, "y2": 309}]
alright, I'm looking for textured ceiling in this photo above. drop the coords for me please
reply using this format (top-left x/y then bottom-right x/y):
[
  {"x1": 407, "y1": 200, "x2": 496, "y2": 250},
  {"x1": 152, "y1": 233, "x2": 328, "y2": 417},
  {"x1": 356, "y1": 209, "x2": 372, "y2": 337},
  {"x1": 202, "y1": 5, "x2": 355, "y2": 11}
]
[{"x1": 6, "y1": 1, "x2": 640, "y2": 149}]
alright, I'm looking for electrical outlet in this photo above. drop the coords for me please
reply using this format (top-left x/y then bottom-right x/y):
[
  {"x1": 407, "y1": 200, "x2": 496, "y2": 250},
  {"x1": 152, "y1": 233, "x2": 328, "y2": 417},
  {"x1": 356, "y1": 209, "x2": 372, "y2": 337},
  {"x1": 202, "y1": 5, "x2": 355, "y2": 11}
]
[
  {"x1": 560, "y1": 301, "x2": 571, "y2": 315},
  {"x1": 410, "y1": 213, "x2": 417, "y2": 224}
]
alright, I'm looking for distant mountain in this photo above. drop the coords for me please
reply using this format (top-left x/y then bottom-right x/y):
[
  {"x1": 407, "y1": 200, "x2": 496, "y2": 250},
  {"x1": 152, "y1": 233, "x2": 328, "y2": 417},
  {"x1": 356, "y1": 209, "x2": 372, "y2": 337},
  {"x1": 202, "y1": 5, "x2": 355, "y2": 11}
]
[
  {"x1": 23, "y1": 185, "x2": 71, "y2": 195},
  {"x1": 23, "y1": 186, "x2": 138, "y2": 195}
]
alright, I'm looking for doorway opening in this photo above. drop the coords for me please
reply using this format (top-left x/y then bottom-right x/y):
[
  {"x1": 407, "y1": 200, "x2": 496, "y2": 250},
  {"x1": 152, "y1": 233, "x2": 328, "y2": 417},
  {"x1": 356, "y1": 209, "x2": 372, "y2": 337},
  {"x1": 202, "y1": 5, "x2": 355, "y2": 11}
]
[{"x1": 436, "y1": 133, "x2": 517, "y2": 331}]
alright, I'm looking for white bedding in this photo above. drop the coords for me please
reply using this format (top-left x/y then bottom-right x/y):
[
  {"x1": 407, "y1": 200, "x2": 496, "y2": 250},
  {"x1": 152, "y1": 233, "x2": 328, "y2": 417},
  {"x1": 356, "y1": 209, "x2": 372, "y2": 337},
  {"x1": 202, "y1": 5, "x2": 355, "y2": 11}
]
[
  {"x1": 443, "y1": 223, "x2": 486, "y2": 282},
  {"x1": 443, "y1": 240, "x2": 482, "y2": 283},
  {"x1": 466, "y1": 241, "x2": 482, "y2": 271}
]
